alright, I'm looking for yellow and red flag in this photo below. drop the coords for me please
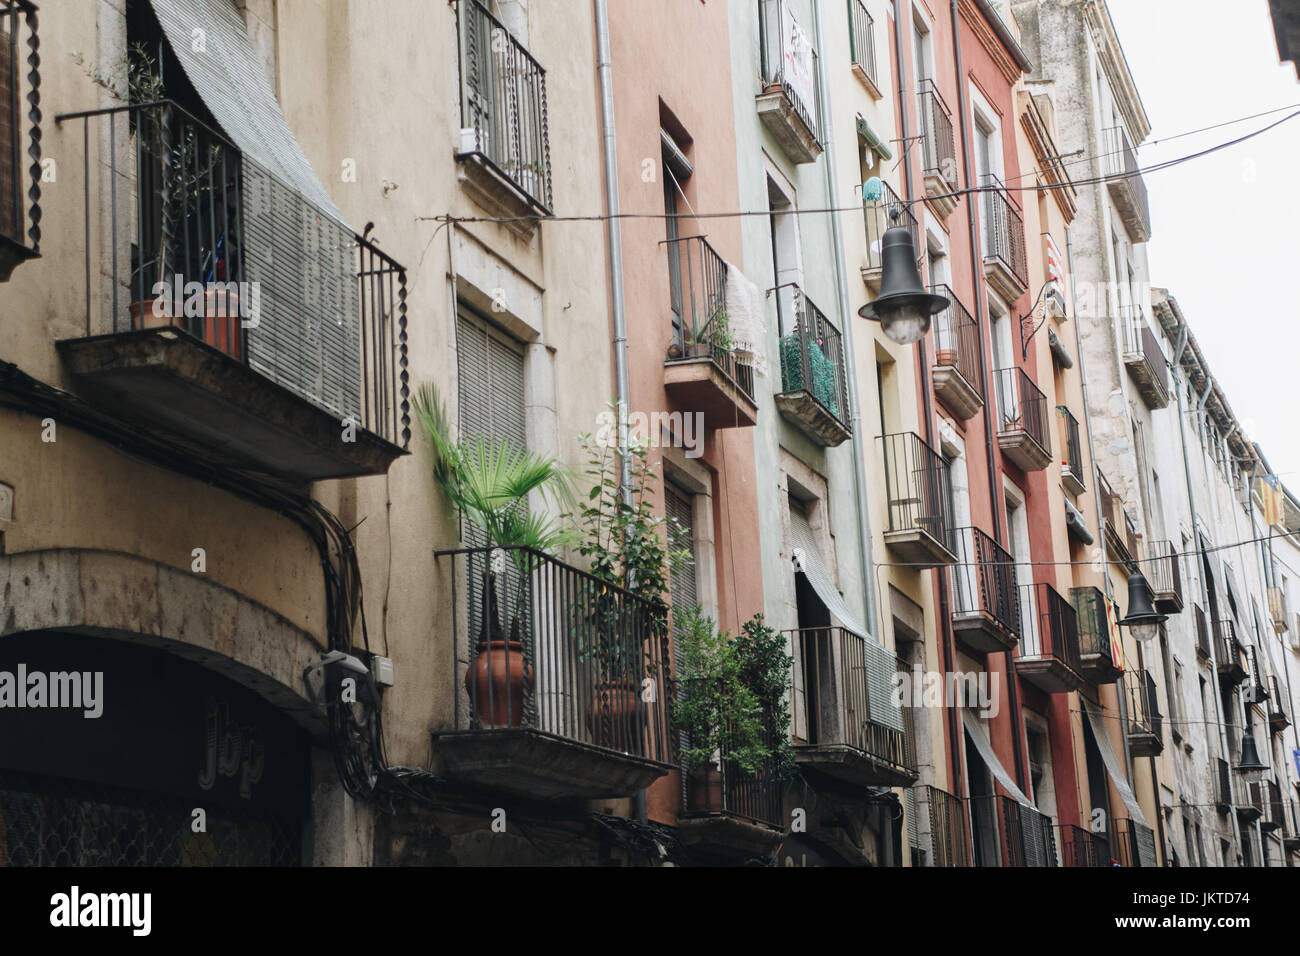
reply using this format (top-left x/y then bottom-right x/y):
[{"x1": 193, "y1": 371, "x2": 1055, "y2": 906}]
[{"x1": 1258, "y1": 474, "x2": 1284, "y2": 528}]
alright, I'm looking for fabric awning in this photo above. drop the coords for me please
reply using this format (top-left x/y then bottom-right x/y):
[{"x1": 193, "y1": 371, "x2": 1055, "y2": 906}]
[
  {"x1": 962, "y1": 711, "x2": 1033, "y2": 807},
  {"x1": 149, "y1": 0, "x2": 347, "y2": 224},
  {"x1": 1081, "y1": 697, "x2": 1149, "y2": 826},
  {"x1": 790, "y1": 512, "x2": 868, "y2": 639}
]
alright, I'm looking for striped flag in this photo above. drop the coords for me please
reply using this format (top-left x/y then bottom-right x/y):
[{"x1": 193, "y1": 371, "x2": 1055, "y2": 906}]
[
  {"x1": 1044, "y1": 233, "x2": 1064, "y2": 292},
  {"x1": 1105, "y1": 594, "x2": 1124, "y2": 670},
  {"x1": 1258, "y1": 474, "x2": 1284, "y2": 527}
]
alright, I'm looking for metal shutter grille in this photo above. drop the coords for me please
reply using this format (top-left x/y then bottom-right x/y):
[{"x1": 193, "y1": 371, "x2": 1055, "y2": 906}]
[
  {"x1": 242, "y1": 160, "x2": 360, "y2": 420},
  {"x1": 864, "y1": 640, "x2": 903, "y2": 733}
]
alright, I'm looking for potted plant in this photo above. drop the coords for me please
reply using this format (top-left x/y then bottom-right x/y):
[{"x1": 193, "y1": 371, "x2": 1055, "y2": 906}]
[
  {"x1": 414, "y1": 383, "x2": 573, "y2": 729},
  {"x1": 569, "y1": 427, "x2": 688, "y2": 750},
  {"x1": 672, "y1": 608, "x2": 766, "y2": 810}
]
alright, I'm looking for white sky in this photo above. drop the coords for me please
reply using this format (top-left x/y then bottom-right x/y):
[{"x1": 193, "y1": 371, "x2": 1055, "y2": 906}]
[{"x1": 1104, "y1": 1, "x2": 1300, "y2": 480}]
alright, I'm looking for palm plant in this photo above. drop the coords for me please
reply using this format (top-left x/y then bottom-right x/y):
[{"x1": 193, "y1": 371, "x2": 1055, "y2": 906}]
[{"x1": 413, "y1": 382, "x2": 573, "y2": 561}]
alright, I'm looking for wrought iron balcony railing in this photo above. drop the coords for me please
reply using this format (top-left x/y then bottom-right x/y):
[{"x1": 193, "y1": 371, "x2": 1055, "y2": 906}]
[
  {"x1": 848, "y1": 0, "x2": 880, "y2": 92},
  {"x1": 1126, "y1": 668, "x2": 1163, "y2": 756},
  {"x1": 1268, "y1": 676, "x2": 1291, "y2": 732},
  {"x1": 1102, "y1": 125, "x2": 1151, "y2": 242},
  {"x1": 917, "y1": 78, "x2": 956, "y2": 189},
  {"x1": 455, "y1": 0, "x2": 552, "y2": 211},
  {"x1": 862, "y1": 179, "x2": 917, "y2": 279},
  {"x1": 1057, "y1": 823, "x2": 1108, "y2": 867},
  {"x1": 438, "y1": 545, "x2": 673, "y2": 764},
  {"x1": 776, "y1": 285, "x2": 850, "y2": 436},
  {"x1": 664, "y1": 234, "x2": 755, "y2": 404},
  {"x1": 881, "y1": 431, "x2": 952, "y2": 543},
  {"x1": 981, "y1": 174, "x2": 1028, "y2": 293},
  {"x1": 1263, "y1": 779, "x2": 1286, "y2": 832},
  {"x1": 787, "y1": 627, "x2": 915, "y2": 780},
  {"x1": 1058, "y1": 405, "x2": 1084, "y2": 494},
  {"x1": 1144, "y1": 540, "x2": 1183, "y2": 613},
  {"x1": 680, "y1": 722, "x2": 786, "y2": 831},
  {"x1": 949, "y1": 526, "x2": 1021, "y2": 639},
  {"x1": 917, "y1": 785, "x2": 971, "y2": 867},
  {"x1": 1071, "y1": 585, "x2": 1120, "y2": 682},
  {"x1": 758, "y1": 0, "x2": 822, "y2": 144},
  {"x1": 58, "y1": 101, "x2": 410, "y2": 470},
  {"x1": 969, "y1": 794, "x2": 1058, "y2": 867},
  {"x1": 1214, "y1": 619, "x2": 1247, "y2": 683},
  {"x1": 994, "y1": 367, "x2": 1052, "y2": 468},
  {"x1": 1120, "y1": 304, "x2": 1169, "y2": 408},
  {"x1": 1018, "y1": 582, "x2": 1082, "y2": 675},
  {"x1": 1112, "y1": 818, "x2": 1157, "y2": 866},
  {"x1": 931, "y1": 284, "x2": 984, "y2": 417},
  {"x1": 0, "y1": 0, "x2": 39, "y2": 279}
]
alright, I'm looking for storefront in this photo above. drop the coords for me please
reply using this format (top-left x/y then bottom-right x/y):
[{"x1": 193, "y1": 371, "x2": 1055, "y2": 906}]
[{"x1": 0, "y1": 631, "x2": 309, "y2": 866}]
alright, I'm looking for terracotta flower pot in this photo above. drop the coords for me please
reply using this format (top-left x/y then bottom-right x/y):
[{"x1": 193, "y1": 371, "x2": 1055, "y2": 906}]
[
  {"x1": 129, "y1": 288, "x2": 243, "y2": 361},
  {"x1": 935, "y1": 348, "x2": 957, "y2": 368},
  {"x1": 587, "y1": 679, "x2": 640, "y2": 751},
  {"x1": 465, "y1": 639, "x2": 533, "y2": 728}
]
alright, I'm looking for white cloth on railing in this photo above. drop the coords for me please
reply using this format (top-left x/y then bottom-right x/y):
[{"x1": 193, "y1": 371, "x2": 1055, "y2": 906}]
[{"x1": 724, "y1": 261, "x2": 768, "y2": 377}]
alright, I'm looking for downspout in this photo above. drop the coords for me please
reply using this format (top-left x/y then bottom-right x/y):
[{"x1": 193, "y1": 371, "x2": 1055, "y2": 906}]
[
  {"x1": 594, "y1": 0, "x2": 643, "y2": 823},
  {"x1": 1170, "y1": 330, "x2": 1245, "y2": 860},
  {"x1": 896, "y1": 0, "x2": 964, "y2": 805},
  {"x1": 949, "y1": 0, "x2": 1025, "y2": 791},
  {"x1": 811, "y1": 0, "x2": 878, "y2": 640}
]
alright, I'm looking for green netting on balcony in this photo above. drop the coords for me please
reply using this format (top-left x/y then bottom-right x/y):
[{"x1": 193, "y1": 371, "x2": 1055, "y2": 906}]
[{"x1": 780, "y1": 334, "x2": 839, "y2": 417}]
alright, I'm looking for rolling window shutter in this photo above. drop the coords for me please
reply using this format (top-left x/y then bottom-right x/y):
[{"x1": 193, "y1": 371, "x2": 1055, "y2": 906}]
[
  {"x1": 666, "y1": 485, "x2": 698, "y2": 615},
  {"x1": 455, "y1": 311, "x2": 526, "y2": 551}
]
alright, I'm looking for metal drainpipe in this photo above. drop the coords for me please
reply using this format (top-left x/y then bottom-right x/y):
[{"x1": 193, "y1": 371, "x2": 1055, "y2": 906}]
[
  {"x1": 811, "y1": 0, "x2": 878, "y2": 640},
  {"x1": 895, "y1": 0, "x2": 964, "y2": 804},
  {"x1": 1170, "y1": 328, "x2": 1244, "y2": 860},
  {"x1": 594, "y1": 0, "x2": 644, "y2": 823},
  {"x1": 948, "y1": 0, "x2": 1025, "y2": 791}
]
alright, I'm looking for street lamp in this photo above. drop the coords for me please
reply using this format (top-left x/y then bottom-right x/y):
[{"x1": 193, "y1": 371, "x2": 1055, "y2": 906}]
[
  {"x1": 1118, "y1": 572, "x2": 1166, "y2": 643},
  {"x1": 858, "y1": 225, "x2": 948, "y2": 345},
  {"x1": 1234, "y1": 732, "x2": 1268, "y2": 784}
]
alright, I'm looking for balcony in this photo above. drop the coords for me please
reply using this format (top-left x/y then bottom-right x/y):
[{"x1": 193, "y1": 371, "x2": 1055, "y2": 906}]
[
  {"x1": 1268, "y1": 586, "x2": 1290, "y2": 633},
  {"x1": 1071, "y1": 586, "x2": 1122, "y2": 684},
  {"x1": 1248, "y1": 646, "x2": 1270, "y2": 703},
  {"x1": 881, "y1": 432, "x2": 956, "y2": 567},
  {"x1": 0, "y1": 0, "x2": 38, "y2": 281},
  {"x1": 994, "y1": 367, "x2": 1053, "y2": 471},
  {"x1": 757, "y1": 0, "x2": 823, "y2": 164},
  {"x1": 1214, "y1": 619, "x2": 1247, "y2": 684},
  {"x1": 1126, "y1": 669, "x2": 1163, "y2": 758},
  {"x1": 787, "y1": 627, "x2": 917, "y2": 789},
  {"x1": 1268, "y1": 676, "x2": 1291, "y2": 733},
  {"x1": 1120, "y1": 306, "x2": 1170, "y2": 409},
  {"x1": 916, "y1": 786, "x2": 971, "y2": 866},
  {"x1": 1262, "y1": 780, "x2": 1286, "y2": 833},
  {"x1": 1112, "y1": 818, "x2": 1157, "y2": 867},
  {"x1": 969, "y1": 795, "x2": 1058, "y2": 867},
  {"x1": 861, "y1": 181, "x2": 918, "y2": 291},
  {"x1": 1057, "y1": 823, "x2": 1109, "y2": 867},
  {"x1": 848, "y1": 0, "x2": 883, "y2": 99},
  {"x1": 917, "y1": 79, "x2": 958, "y2": 217},
  {"x1": 1102, "y1": 125, "x2": 1151, "y2": 242},
  {"x1": 981, "y1": 175, "x2": 1029, "y2": 301},
  {"x1": 1016, "y1": 583, "x2": 1083, "y2": 693},
  {"x1": 1058, "y1": 405, "x2": 1085, "y2": 497},
  {"x1": 930, "y1": 285, "x2": 985, "y2": 420},
  {"x1": 55, "y1": 103, "x2": 409, "y2": 483},
  {"x1": 1236, "y1": 778, "x2": 1265, "y2": 823},
  {"x1": 663, "y1": 236, "x2": 758, "y2": 429},
  {"x1": 775, "y1": 286, "x2": 851, "y2": 446},
  {"x1": 950, "y1": 527, "x2": 1020, "y2": 654},
  {"x1": 678, "y1": 728, "x2": 787, "y2": 860},
  {"x1": 1194, "y1": 604, "x2": 1212, "y2": 659},
  {"x1": 431, "y1": 546, "x2": 673, "y2": 800},
  {"x1": 1097, "y1": 469, "x2": 1139, "y2": 567},
  {"x1": 454, "y1": 0, "x2": 552, "y2": 225},
  {"x1": 1145, "y1": 540, "x2": 1183, "y2": 614}
]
